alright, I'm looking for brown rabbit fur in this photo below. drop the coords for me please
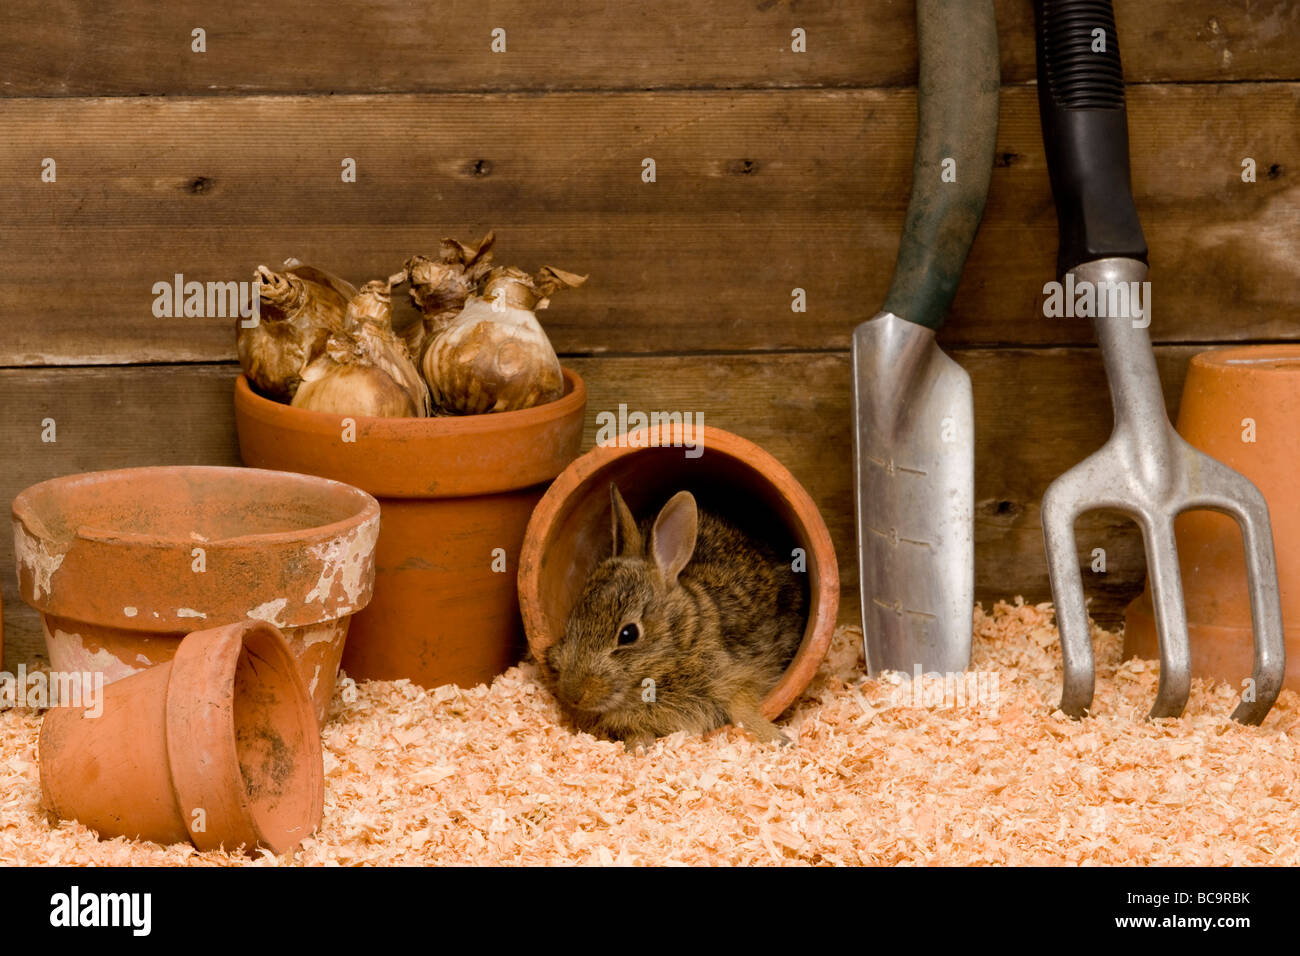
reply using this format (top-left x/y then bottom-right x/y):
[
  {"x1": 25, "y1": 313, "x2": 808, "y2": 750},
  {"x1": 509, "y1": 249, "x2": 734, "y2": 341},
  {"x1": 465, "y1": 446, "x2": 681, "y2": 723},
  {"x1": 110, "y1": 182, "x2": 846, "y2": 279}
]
[{"x1": 545, "y1": 484, "x2": 807, "y2": 751}]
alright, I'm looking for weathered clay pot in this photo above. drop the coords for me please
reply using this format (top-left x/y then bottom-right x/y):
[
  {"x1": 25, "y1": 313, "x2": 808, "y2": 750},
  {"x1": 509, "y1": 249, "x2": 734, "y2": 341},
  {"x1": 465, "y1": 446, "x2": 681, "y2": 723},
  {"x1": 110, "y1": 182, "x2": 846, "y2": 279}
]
[
  {"x1": 12, "y1": 466, "x2": 379, "y2": 723},
  {"x1": 234, "y1": 369, "x2": 587, "y2": 689},
  {"x1": 39, "y1": 620, "x2": 323, "y2": 854},
  {"x1": 1125, "y1": 346, "x2": 1300, "y2": 691},
  {"x1": 518, "y1": 423, "x2": 839, "y2": 721}
]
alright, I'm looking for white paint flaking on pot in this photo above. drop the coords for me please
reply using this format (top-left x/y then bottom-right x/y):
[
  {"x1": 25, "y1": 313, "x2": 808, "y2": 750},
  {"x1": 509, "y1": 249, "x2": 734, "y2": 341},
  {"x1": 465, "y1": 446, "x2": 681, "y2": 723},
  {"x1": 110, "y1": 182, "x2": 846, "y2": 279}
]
[
  {"x1": 308, "y1": 664, "x2": 321, "y2": 697},
  {"x1": 45, "y1": 625, "x2": 142, "y2": 687},
  {"x1": 135, "y1": 653, "x2": 153, "y2": 666},
  {"x1": 176, "y1": 608, "x2": 206, "y2": 619},
  {"x1": 123, "y1": 606, "x2": 138, "y2": 618},
  {"x1": 247, "y1": 597, "x2": 289, "y2": 627},
  {"x1": 298, "y1": 622, "x2": 340, "y2": 648},
  {"x1": 14, "y1": 524, "x2": 67, "y2": 603},
  {"x1": 304, "y1": 514, "x2": 380, "y2": 611}
]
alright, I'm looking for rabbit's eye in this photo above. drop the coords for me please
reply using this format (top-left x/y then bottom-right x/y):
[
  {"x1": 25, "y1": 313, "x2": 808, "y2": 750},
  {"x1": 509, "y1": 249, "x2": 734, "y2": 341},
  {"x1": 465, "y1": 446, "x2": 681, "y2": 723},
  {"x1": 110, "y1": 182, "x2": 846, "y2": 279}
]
[{"x1": 617, "y1": 623, "x2": 640, "y2": 646}]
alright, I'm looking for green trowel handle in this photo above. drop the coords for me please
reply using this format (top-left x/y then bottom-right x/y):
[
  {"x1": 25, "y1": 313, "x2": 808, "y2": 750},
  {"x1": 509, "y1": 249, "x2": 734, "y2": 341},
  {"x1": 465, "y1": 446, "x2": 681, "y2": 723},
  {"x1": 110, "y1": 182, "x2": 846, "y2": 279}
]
[{"x1": 883, "y1": 0, "x2": 1000, "y2": 332}]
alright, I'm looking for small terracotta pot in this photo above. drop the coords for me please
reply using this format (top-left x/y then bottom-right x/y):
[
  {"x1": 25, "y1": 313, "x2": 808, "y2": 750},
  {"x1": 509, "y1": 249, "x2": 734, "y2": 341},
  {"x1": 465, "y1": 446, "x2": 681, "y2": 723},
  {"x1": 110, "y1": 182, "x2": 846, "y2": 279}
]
[
  {"x1": 518, "y1": 423, "x2": 839, "y2": 721},
  {"x1": 12, "y1": 466, "x2": 379, "y2": 723},
  {"x1": 1125, "y1": 346, "x2": 1300, "y2": 691},
  {"x1": 234, "y1": 369, "x2": 587, "y2": 689},
  {"x1": 39, "y1": 620, "x2": 323, "y2": 854}
]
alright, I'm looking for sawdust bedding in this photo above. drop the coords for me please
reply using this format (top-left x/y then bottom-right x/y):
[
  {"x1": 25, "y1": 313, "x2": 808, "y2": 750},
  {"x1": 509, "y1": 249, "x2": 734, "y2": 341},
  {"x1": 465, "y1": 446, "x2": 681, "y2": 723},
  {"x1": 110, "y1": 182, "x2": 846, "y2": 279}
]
[{"x1": 1, "y1": 600, "x2": 1296, "y2": 866}]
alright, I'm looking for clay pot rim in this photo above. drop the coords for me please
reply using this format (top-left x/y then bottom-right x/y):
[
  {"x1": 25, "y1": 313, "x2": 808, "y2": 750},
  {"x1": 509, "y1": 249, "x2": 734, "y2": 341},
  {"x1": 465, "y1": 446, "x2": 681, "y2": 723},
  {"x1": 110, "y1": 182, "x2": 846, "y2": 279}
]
[
  {"x1": 1126, "y1": 342, "x2": 1300, "y2": 693},
  {"x1": 235, "y1": 367, "x2": 587, "y2": 437},
  {"x1": 518, "y1": 423, "x2": 839, "y2": 722},
  {"x1": 12, "y1": 465, "x2": 380, "y2": 552},
  {"x1": 1193, "y1": 344, "x2": 1300, "y2": 371},
  {"x1": 165, "y1": 620, "x2": 323, "y2": 854}
]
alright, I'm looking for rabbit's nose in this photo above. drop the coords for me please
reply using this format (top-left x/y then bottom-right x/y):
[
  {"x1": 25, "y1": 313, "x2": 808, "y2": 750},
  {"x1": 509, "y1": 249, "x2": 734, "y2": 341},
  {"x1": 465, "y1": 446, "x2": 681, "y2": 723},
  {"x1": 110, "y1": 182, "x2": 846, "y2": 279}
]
[{"x1": 562, "y1": 675, "x2": 611, "y2": 712}]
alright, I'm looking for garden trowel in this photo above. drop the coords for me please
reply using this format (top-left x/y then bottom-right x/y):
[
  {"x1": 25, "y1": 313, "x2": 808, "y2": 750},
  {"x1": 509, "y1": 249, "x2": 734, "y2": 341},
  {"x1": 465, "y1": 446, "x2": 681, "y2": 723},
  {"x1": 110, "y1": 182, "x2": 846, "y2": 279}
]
[{"x1": 851, "y1": 0, "x2": 998, "y2": 675}]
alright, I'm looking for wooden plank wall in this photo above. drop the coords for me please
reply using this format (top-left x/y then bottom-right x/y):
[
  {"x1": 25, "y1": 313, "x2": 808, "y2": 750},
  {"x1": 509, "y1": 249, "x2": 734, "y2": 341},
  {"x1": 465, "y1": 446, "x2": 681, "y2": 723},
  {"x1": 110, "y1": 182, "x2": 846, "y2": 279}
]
[{"x1": 1, "y1": 1, "x2": 1297, "y2": 665}]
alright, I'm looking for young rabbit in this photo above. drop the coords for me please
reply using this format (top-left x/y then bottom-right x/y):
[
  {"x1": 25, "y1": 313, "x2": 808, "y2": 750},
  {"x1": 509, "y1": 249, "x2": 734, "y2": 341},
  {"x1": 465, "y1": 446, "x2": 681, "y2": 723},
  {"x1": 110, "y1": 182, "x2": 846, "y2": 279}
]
[{"x1": 545, "y1": 483, "x2": 807, "y2": 751}]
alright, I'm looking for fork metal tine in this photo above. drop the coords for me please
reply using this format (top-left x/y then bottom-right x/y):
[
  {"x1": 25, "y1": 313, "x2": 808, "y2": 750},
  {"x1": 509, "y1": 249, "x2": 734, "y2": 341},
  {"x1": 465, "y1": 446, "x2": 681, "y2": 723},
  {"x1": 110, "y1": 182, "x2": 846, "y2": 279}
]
[
  {"x1": 1200, "y1": 476, "x2": 1287, "y2": 725},
  {"x1": 1140, "y1": 521, "x2": 1192, "y2": 719},
  {"x1": 1038, "y1": 258, "x2": 1284, "y2": 724},
  {"x1": 1041, "y1": 478, "x2": 1094, "y2": 717}
]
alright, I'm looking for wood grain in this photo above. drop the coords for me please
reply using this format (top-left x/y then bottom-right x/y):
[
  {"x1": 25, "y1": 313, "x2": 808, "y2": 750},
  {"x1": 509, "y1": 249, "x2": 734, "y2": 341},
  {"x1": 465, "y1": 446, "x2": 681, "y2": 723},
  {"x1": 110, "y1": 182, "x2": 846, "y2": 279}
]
[
  {"x1": 0, "y1": 348, "x2": 1201, "y2": 666},
  {"x1": 2, "y1": 1, "x2": 1295, "y2": 96},
  {"x1": 1, "y1": 86, "x2": 1295, "y2": 367}
]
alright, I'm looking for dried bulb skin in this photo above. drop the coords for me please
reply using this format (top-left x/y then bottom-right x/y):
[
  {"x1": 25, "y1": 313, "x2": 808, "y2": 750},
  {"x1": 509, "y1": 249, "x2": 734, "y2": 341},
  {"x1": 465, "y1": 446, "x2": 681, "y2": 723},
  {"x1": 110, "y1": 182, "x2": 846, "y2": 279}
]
[
  {"x1": 404, "y1": 231, "x2": 497, "y2": 341},
  {"x1": 421, "y1": 297, "x2": 563, "y2": 414},
  {"x1": 345, "y1": 279, "x2": 394, "y2": 327},
  {"x1": 420, "y1": 261, "x2": 585, "y2": 415},
  {"x1": 384, "y1": 267, "x2": 429, "y2": 360},
  {"x1": 291, "y1": 357, "x2": 418, "y2": 418},
  {"x1": 419, "y1": 263, "x2": 585, "y2": 415},
  {"x1": 480, "y1": 264, "x2": 587, "y2": 311},
  {"x1": 236, "y1": 262, "x2": 355, "y2": 402},
  {"x1": 531, "y1": 265, "x2": 589, "y2": 300},
  {"x1": 290, "y1": 291, "x2": 425, "y2": 420},
  {"x1": 345, "y1": 280, "x2": 432, "y2": 417},
  {"x1": 276, "y1": 261, "x2": 360, "y2": 306},
  {"x1": 238, "y1": 319, "x2": 329, "y2": 405}
]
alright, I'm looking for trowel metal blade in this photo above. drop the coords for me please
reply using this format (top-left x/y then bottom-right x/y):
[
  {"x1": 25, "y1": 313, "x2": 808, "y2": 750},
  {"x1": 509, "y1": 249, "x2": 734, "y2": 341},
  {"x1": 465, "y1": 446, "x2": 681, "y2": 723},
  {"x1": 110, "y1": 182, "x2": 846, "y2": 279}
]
[{"x1": 851, "y1": 311, "x2": 974, "y2": 675}]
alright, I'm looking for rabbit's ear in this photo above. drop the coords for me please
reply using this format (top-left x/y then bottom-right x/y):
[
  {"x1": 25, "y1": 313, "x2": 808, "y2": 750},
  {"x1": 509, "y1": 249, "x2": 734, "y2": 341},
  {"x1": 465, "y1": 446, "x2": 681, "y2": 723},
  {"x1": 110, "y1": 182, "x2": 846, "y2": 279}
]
[
  {"x1": 610, "y1": 483, "x2": 643, "y2": 557},
  {"x1": 650, "y1": 491, "x2": 698, "y2": 585}
]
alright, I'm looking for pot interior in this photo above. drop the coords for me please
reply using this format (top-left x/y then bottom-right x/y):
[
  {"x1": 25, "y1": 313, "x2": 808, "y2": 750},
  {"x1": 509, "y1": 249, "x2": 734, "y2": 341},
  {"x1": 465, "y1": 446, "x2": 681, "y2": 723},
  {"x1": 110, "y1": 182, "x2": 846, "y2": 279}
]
[
  {"x1": 534, "y1": 443, "x2": 819, "y2": 660},
  {"x1": 232, "y1": 624, "x2": 320, "y2": 849},
  {"x1": 15, "y1": 466, "x2": 371, "y2": 546}
]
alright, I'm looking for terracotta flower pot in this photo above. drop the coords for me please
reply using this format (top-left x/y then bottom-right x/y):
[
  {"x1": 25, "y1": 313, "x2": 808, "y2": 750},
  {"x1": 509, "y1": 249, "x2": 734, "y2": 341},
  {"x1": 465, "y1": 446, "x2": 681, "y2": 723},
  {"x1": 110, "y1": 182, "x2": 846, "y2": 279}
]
[
  {"x1": 12, "y1": 466, "x2": 379, "y2": 724},
  {"x1": 39, "y1": 620, "x2": 324, "y2": 854},
  {"x1": 234, "y1": 369, "x2": 587, "y2": 689},
  {"x1": 518, "y1": 423, "x2": 839, "y2": 722},
  {"x1": 1124, "y1": 346, "x2": 1300, "y2": 691}
]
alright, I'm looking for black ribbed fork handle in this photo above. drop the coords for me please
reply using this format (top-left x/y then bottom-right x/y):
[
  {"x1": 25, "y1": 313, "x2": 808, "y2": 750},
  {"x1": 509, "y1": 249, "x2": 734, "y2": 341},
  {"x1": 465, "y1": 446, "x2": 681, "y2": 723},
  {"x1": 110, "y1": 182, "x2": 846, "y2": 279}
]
[{"x1": 1034, "y1": 0, "x2": 1148, "y2": 275}]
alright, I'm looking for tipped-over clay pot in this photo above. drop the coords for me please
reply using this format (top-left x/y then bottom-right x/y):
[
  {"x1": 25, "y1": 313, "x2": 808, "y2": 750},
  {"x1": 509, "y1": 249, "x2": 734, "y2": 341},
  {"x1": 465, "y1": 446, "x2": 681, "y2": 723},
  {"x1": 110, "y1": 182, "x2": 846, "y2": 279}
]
[
  {"x1": 12, "y1": 466, "x2": 379, "y2": 723},
  {"x1": 39, "y1": 620, "x2": 324, "y2": 854},
  {"x1": 234, "y1": 368, "x2": 586, "y2": 690},
  {"x1": 1125, "y1": 346, "x2": 1300, "y2": 691},
  {"x1": 517, "y1": 423, "x2": 839, "y2": 722}
]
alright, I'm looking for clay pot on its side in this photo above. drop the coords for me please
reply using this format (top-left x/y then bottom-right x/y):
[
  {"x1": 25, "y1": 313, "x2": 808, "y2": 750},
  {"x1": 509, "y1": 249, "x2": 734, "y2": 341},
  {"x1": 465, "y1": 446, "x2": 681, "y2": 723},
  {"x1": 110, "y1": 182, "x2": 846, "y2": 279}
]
[
  {"x1": 1125, "y1": 346, "x2": 1300, "y2": 691},
  {"x1": 518, "y1": 423, "x2": 839, "y2": 722},
  {"x1": 12, "y1": 466, "x2": 379, "y2": 724},
  {"x1": 234, "y1": 369, "x2": 587, "y2": 689},
  {"x1": 39, "y1": 620, "x2": 323, "y2": 854}
]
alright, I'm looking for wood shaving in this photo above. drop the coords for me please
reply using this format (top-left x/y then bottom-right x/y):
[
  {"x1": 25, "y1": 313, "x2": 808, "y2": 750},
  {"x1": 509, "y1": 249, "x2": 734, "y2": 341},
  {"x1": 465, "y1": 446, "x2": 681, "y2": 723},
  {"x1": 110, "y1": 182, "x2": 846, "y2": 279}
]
[{"x1": 2, "y1": 600, "x2": 1296, "y2": 866}]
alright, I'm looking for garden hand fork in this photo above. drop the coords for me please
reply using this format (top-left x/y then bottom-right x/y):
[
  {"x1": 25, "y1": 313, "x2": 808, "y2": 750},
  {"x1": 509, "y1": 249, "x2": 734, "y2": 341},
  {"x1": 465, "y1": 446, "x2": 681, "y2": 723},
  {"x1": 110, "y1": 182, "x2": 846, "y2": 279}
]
[{"x1": 1033, "y1": 0, "x2": 1285, "y2": 725}]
